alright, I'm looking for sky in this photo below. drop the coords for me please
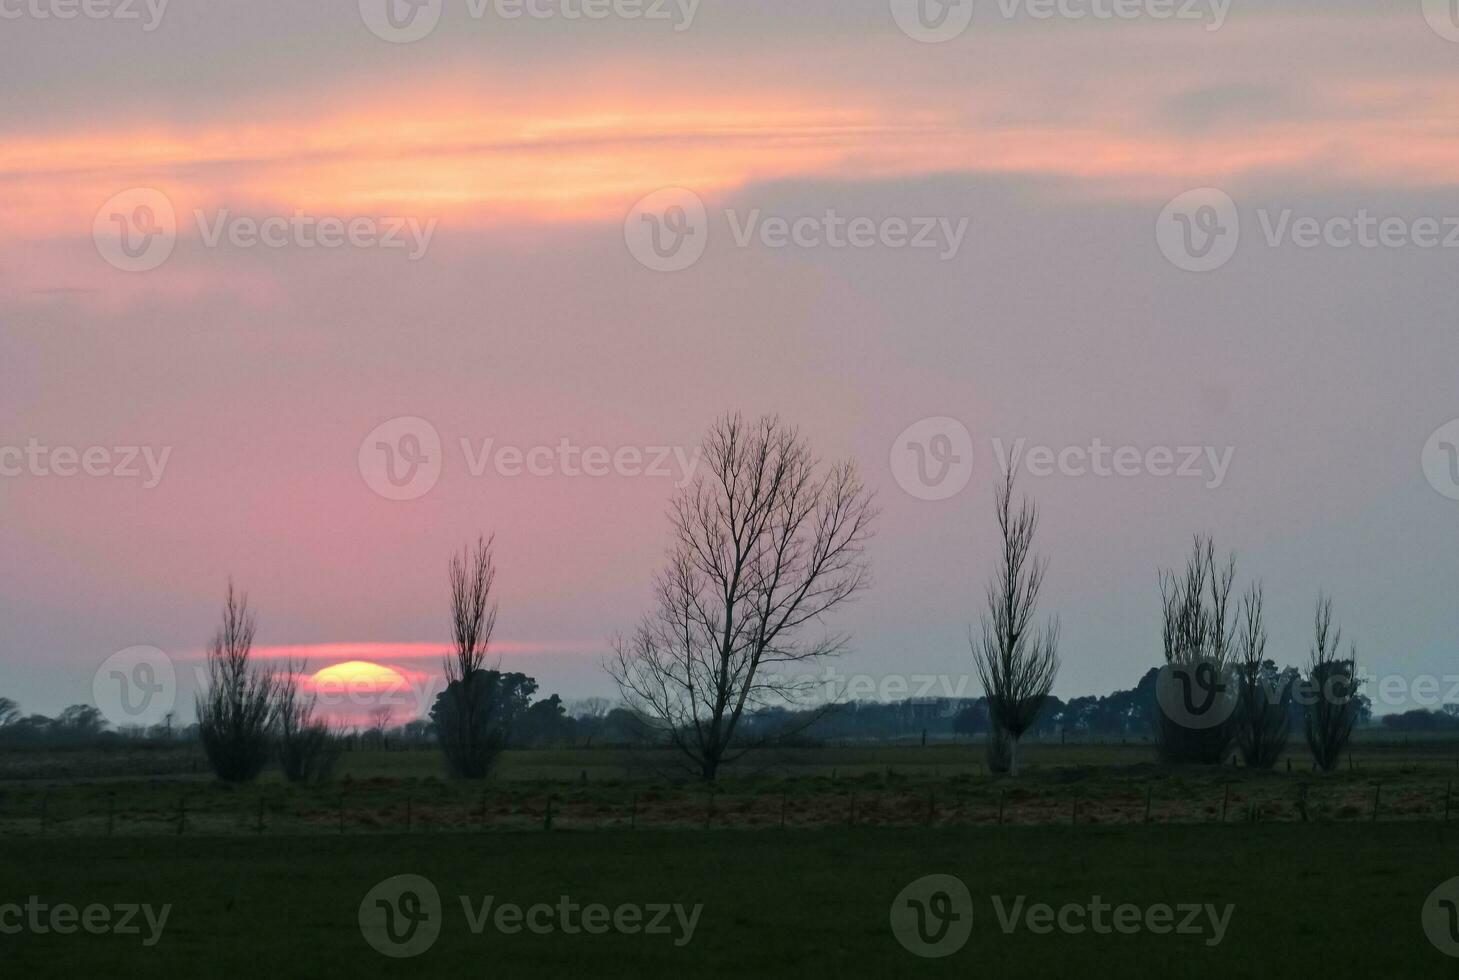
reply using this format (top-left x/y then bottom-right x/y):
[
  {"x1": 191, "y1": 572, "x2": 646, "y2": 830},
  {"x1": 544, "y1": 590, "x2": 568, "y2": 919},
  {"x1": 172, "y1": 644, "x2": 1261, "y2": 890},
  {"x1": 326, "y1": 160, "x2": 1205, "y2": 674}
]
[{"x1": 2, "y1": 0, "x2": 1458, "y2": 724}]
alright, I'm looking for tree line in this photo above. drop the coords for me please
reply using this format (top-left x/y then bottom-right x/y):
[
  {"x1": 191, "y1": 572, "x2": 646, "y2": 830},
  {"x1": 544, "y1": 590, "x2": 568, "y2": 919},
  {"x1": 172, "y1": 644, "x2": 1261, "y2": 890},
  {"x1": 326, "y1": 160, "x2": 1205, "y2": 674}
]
[{"x1": 0, "y1": 413, "x2": 1395, "y2": 782}]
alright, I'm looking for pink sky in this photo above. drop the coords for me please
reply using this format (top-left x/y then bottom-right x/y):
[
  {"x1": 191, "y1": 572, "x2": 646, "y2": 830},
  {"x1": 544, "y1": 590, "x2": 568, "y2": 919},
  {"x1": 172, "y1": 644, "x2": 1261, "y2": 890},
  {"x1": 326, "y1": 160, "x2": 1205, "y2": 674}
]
[{"x1": 2, "y1": 2, "x2": 1458, "y2": 717}]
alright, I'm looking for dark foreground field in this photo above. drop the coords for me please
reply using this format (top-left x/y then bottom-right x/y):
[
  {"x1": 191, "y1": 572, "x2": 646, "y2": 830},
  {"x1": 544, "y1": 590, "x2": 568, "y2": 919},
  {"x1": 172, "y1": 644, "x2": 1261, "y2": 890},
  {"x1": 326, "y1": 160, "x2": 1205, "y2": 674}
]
[{"x1": 3, "y1": 822, "x2": 1457, "y2": 978}]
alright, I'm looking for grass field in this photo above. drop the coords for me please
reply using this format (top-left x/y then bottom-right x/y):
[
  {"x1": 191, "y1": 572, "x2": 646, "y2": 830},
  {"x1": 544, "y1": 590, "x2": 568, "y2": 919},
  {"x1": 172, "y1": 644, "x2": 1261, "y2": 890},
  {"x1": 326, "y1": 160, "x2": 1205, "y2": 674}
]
[
  {"x1": 3, "y1": 740, "x2": 1457, "y2": 837},
  {"x1": 2, "y1": 822, "x2": 1456, "y2": 977},
  {"x1": 4, "y1": 741, "x2": 1459, "y2": 975}
]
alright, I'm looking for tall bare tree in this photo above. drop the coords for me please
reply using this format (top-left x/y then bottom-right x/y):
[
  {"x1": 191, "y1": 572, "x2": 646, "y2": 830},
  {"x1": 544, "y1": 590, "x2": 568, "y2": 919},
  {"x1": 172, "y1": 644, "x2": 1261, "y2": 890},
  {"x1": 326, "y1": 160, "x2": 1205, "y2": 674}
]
[
  {"x1": 1233, "y1": 583, "x2": 1290, "y2": 769},
  {"x1": 273, "y1": 660, "x2": 342, "y2": 783},
  {"x1": 1156, "y1": 535, "x2": 1238, "y2": 765},
  {"x1": 972, "y1": 470, "x2": 1060, "y2": 777},
  {"x1": 1303, "y1": 594, "x2": 1362, "y2": 773},
  {"x1": 608, "y1": 414, "x2": 876, "y2": 782},
  {"x1": 196, "y1": 581, "x2": 276, "y2": 782},
  {"x1": 436, "y1": 535, "x2": 510, "y2": 778}
]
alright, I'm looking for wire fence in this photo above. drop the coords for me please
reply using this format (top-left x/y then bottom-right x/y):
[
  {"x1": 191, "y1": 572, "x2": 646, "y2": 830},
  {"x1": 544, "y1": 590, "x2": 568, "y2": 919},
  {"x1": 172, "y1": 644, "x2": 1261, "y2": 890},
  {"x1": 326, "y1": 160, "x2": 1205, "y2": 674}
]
[{"x1": 1, "y1": 775, "x2": 1453, "y2": 839}]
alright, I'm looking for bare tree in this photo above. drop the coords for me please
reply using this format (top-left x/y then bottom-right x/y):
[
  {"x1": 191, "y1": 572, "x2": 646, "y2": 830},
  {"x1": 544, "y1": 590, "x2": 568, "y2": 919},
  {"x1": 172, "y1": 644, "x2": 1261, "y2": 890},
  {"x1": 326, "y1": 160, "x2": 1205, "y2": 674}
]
[
  {"x1": 196, "y1": 581, "x2": 276, "y2": 783},
  {"x1": 436, "y1": 535, "x2": 509, "y2": 778},
  {"x1": 608, "y1": 414, "x2": 876, "y2": 782},
  {"x1": 1233, "y1": 583, "x2": 1290, "y2": 769},
  {"x1": 1156, "y1": 535, "x2": 1238, "y2": 765},
  {"x1": 971, "y1": 470, "x2": 1060, "y2": 777},
  {"x1": 274, "y1": 660, "x2": 342, "y2": 783},
  {"x1": 0, "y1": 697, "x2": 18, "y2": 728},
  {"x1": 1303, "y1": 594, "x2": 1362, "y2": 773},
  {"x1": 569, "y1": 697, "x2": 613, "y2": 747}
]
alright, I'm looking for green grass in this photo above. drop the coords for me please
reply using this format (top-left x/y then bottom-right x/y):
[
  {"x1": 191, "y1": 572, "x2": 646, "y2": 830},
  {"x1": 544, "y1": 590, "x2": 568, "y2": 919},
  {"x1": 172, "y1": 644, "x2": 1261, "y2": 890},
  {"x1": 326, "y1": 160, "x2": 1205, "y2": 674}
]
[
  {"x1": 3, "y1": 741, "x2": 1456, "y2": 837},
  {"x1": 2, "y1": 822, "x2": 1456, "y2": 978}
]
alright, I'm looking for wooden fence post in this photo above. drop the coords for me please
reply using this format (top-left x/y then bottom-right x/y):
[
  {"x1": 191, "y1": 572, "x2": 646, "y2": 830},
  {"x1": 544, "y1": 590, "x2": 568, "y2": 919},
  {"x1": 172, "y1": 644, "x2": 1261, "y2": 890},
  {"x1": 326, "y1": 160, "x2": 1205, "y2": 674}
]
[{"x1": 1144, "y1": 785, "x2": 1153, "y2": 824}]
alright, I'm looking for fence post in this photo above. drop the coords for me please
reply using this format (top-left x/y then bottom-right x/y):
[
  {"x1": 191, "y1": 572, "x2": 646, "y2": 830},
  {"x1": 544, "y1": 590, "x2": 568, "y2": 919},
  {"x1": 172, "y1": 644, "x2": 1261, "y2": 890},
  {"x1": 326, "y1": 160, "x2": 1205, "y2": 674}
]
[
  {"x1": 1372, "y1": 782, "x2": 1381, "y2": 823},
  {"x1": 1297, "y1": 784, "x2": 1309, "y2": 823},
  {"x1": 1144, "y1": 785, "x2": 1153, "y2": 824},
  {"x1": 1221, "y1": 783, "x2": 1230, "y2": 823}
]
